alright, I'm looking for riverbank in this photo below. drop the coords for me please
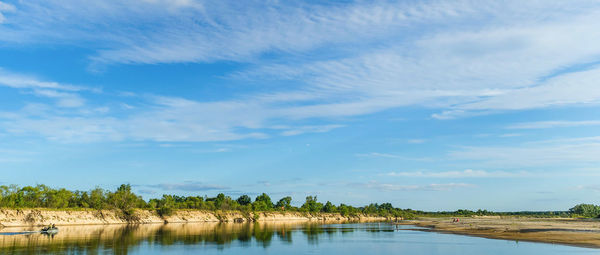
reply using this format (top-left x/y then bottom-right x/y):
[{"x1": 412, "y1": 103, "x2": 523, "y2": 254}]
[
  {"x1": 401, "y1": 217, "x2": 600, "y2": 248},
  {"x1": 0, "y1": 209, "x2": 387, "y2": 227}
]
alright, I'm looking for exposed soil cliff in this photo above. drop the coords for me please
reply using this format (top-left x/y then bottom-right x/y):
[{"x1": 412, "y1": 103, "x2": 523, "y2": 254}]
[{"x1": 0, "y1": 209, "x2": 387, "y2": 227}]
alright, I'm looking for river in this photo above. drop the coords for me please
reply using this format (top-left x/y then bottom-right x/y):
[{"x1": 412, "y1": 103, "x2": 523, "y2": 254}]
[{"x1": 1, "y1": 222, "x2": 597, "y2": 254}]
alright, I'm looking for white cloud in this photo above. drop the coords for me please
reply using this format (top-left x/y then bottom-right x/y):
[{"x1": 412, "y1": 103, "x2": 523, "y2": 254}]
[
  {"x1": 2, "y1": 116, "x2": 124, "y2": 143},
  {"x1": 0, "y1": 2, "x2": 16, "y2": 24},
  {"x1": 450, "y1": 67, "x2": 600, "y2": 113},
  {"x1": 575, "y1": 185, "x2": 600, "y2": 192},
  {"x1": 0, "y1": 148, "x2": 35, "y2": 163},
  {"x1": 1, "y1": 1, "x2": 600, "y2": 142},
  {"x1": 234, "y1": 4, "x2": 600, "y2": 119},
  {"x1": 449, "y1": 136, "x2": 600, "y2": 167},
  {"x1": 386, "y1": 169, "x2": 531, "y2": 178},
  {"x1": 356, "y1": 152, "x2": 402, "y2": 159},
  {"x1": 0, "y1": 81, "x2": 342, "y2": 142},
  {"x1": 145, "y1": 181, "x2": 229, "y2": 192},
  {"x1": 0, "y1": 69, "x2": 89, "y2": 108},
  {"x1": 31, "y1": 89, "x2": 85, "y2": 108},
  {"x1": 499, "y1": 133, "x2": 522, "y2": 137},
  {"x1": 0, "y1": 68, "x2": 82, "y2": 91},
  {"x1": 0, "y1": 1, "x2": 471, "y2": 63},
  {"x1": 360, "y1": 181, "x2": 473, "y2": 191},
  {"x1": 0, "y1": 2, "x2": 15, "y2": 11},
  {"x1": 508, "y1": 120, "x2": 600, "y2": 129},
  {"x1": 355, "y1": 152, "x2": 432, "y2": 161},
  {"x1": 280, "y1": 125, "x2": 344, "y2": 136}
]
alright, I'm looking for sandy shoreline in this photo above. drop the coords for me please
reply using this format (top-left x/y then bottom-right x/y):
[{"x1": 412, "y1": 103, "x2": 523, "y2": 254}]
[{"x1": 399, "y1": 217, "x2": 600, "y2": 249}]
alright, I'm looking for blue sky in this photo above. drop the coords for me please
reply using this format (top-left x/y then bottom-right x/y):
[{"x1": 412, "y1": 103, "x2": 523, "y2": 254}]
[{"x1": 0, "y1": 0, "x2": 600, "y2": 211}]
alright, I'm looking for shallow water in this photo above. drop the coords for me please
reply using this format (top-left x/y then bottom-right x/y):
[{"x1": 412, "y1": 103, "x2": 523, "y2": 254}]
[{"x1": 0, "y1": 222, "x2": 597, "y2": 254}]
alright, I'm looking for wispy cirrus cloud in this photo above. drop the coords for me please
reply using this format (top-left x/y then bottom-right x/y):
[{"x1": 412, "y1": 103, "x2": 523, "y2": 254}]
[
  {"x1": 355, "y1": 152, "x2": 432, "y2": 161},
  {"x1": 0, "y1": 68, "x2": 90, "y2": 108},
  {"x1": 358, "y1": 181, "x2": 473, "y2": 191},
  {"x1": 144, "y1": 181, "x2": 229, "y2": 192},
  {"x1": 279, "y1": 125, "x2": 344, "y2": 136},
  {"x1": 0, "y1": 1, "x2": 15, "y2": 24},
  {"x1": 0, "y1": 73, "x2": 345, "y2": 143},
  {"x1": 575, "y1": 184, "x2": 600, "y2": 192},
  {"x1": 508, "y1": 120, "x2": 600, "y2": 129},
  {"x1": 1, "y1": 1, "x2": 600, "y2": 143},
  {"x1": 437, "y1": 67, "x2": 600, "y2": 118},
  {"x1": 0, "y1": 68, "x2": 82, "y2": 90},
  {"x1": 449, "y1": 136, "x2": 600, "y2": 167},
  {"x1": 385, "y1": 169, "x2": 531, "y2": 178},
  {"x1": 0, "y1": 1, "x2": 479, "y2": 64}
]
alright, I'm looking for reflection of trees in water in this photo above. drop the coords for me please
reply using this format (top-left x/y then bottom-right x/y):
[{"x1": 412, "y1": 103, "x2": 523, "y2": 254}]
[
  {"x1": 302, "y1": 224, "x2": 325, "y2": 245},
  {"x1": 253, "y1": 223, "x2": 274, "y2": 248},
  {"x1": 236, "y1": 223, "x2": 252, "y2": 246},
  {"x1": 276, "y1": 227, "x2": 293, "y2": 244},
  {"x1": 0, "y1": 222, "x2": 385, "y2": 254},
  {"x1": 113, "y1": 225, "x2": 141, "y2": 255}
]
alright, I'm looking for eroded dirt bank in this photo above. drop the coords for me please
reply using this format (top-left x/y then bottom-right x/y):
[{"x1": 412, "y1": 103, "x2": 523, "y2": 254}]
[
  {"x1": 0, "y1": 209, "x2": 387, "y2": 227},
  {"x1": 400, "y1": 217, "x2": 600, "y2": 248}
]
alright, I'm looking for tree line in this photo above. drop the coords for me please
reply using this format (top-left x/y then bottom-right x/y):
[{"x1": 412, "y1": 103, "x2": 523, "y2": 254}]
[
  {"x1": 0, "y1": 184, "x2": 415, "y2": 219},
  {"x1": 414, "y1": 204, "x2": 600, "y2": 218},
  {"x1": 2, "y1": 184, "x2": 596, "y2": 219}
]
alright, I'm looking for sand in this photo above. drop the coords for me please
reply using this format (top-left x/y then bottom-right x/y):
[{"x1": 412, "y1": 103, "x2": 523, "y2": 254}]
[{"x1": 400, "y1": 217, "x2": 600, "y2": 248}]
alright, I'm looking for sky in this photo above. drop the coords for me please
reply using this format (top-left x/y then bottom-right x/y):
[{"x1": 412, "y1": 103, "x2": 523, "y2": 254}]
[{"x1": 0, "y1": 0, "x2": 599, "y2": 211}]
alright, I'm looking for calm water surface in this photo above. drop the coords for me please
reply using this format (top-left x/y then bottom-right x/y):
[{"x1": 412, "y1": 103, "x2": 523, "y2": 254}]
[{"x1": 1, "y1": 222, "x2": 597, "y2": 254}]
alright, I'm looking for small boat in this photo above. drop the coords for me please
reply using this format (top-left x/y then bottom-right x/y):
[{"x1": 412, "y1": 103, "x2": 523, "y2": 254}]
[{"x1": 41, "y1": 226, "x2": 59, "y2": 234}]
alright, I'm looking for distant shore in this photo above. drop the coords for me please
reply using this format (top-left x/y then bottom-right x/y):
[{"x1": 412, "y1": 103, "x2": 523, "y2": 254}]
[
  {"x1": 0, "y1": 208, "x2": 387, "y2": 228},
  {"x1": 400, "y1": 217, "x2": 600, "y2": 248}
]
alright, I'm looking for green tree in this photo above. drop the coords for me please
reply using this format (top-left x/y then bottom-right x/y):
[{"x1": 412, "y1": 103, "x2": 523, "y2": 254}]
[
  {"x1": 214, "y1": 193, "x2": 226, "y2": 209},
  {"x1": 236, "y1": 195, "x2": 252, "y2": 206},
  {"x1": 569, "y1": 204, "x2": 600, "y2": 218},
  {"x1": 379, "y1": 203, "x2": 393, "y2": 211},
  {"x1": 301, "y1": 196, "x2": 323, "y2": 213},
  {"x1": 322, "y1": 201, "x2": 336, "y2": 213},
  {"x1": 203, "y1": 201, "x2": 216, "y2": 210},
  {"x1": 89, "y1": 187, "x2": 106, "y2": 210},
  {"x1": 338, "y1": 203, "x2": 358, "y2": 216},
  {"x1": 275, "y1": 196, "x2": 292, "y2": 210},
  {"x1": 184, "y1": 196, "x2": 204, "y2": 209},
  {"x1": 108, "y1": 184, "x2": 143, "y2": 217},
  {"x1": 157, "y1": 195, "x2": 175, "y2": 216},
  {"x1": 45, "y1": 188, "x2": 73, "y2": 208},
  {"x1": 77, "y1": 191, "x2": 90, "y2": 208},
  {"x1": 21, "y1": 185, "x2": 44, "y2": 207},
  {"x1": 255, "y1": 193, "x2": 273, "y2": 210},
  {"x1": 253, "y1": 200, "x2": 268, "y2": 211}
]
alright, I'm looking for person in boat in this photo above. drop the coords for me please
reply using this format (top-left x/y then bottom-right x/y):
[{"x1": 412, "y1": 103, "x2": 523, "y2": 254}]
[{"x1": 43, "y1": 223, "x2": 56, "y2": 231}]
